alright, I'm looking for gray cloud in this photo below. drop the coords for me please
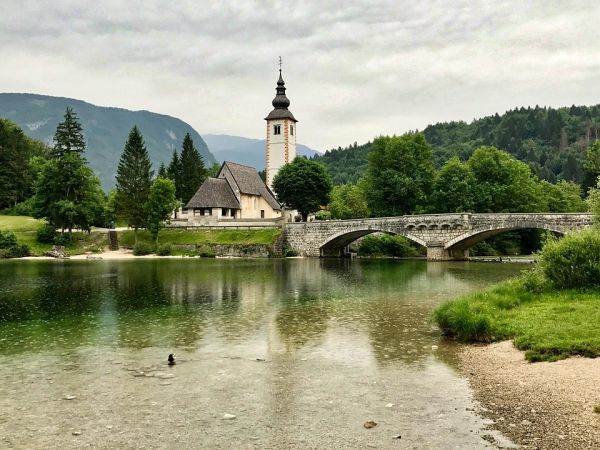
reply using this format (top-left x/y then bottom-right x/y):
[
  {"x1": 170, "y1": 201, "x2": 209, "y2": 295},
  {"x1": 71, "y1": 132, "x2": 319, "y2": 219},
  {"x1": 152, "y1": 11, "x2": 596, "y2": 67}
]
[{"x1": 1, "y1": 0, "x2": 599, "y2": 150}]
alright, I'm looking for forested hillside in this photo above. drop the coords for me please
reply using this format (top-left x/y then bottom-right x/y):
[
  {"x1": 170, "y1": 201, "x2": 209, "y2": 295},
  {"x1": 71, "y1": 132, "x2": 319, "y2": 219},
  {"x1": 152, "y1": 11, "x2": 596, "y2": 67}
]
[{"x1": 313, "y1": 105, "x2": 600, "y2": 187}]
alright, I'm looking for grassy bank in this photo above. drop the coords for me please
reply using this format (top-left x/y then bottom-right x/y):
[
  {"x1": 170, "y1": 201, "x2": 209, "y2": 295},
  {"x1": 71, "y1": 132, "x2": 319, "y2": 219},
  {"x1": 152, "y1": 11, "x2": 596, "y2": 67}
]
[
  {"x1": 0, "y1": 215, "x2": 108, "y2": 257},
  {"x1": 14, "y1": 231, "x2": 108, "y2": 256},
  {"x1": 0, "y1": 215, "x2": 44, "y2": 232},
  {"x1": 434, "y1": 277, "x2": 600, "y2": 362},
  {"x1": 119, "y1": 228, "x2": 282, "y2": 249}
]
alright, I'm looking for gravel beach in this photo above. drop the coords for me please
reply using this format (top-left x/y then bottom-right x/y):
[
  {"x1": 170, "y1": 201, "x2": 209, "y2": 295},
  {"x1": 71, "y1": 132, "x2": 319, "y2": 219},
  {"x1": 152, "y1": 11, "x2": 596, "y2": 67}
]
[{"x1": 460, "y1": 341, "x2": 600, "y2": 449}]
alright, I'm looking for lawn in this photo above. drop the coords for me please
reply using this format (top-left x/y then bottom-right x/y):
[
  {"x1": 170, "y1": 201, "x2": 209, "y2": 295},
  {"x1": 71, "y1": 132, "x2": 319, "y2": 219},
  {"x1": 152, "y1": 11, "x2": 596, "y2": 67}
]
[
  {"x1": 14, "y1": 231, "x2": 109, "y2": 256},
  {"x1": 434, "y1": 277, "x2": 600, "y2": 362},
  {"x1": 119, "y1": 228, "x2": 281, "y2": 248},
  {"x1": 0, "y1": 215, "x2": 44, "y2": 232}
]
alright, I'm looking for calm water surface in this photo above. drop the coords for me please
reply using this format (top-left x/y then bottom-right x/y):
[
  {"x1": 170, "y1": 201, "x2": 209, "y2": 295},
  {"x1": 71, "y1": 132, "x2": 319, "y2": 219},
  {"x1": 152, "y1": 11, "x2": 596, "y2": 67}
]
[{"x1": 0, "y1": 259, "x2": 523, "y2": 449}]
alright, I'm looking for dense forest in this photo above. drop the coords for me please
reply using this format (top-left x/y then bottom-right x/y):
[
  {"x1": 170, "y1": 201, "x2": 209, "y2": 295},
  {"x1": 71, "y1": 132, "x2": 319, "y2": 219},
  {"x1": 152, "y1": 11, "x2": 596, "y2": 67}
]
[{"x1": 313, "y1": 104, "x2": 600, "y2": 188}]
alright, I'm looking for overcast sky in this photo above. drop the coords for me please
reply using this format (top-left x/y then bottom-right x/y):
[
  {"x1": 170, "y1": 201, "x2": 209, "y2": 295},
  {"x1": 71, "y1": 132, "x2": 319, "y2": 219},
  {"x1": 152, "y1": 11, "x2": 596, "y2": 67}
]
[{"x1": 1, "y1": 1, "x2": 600, "y2": 150}]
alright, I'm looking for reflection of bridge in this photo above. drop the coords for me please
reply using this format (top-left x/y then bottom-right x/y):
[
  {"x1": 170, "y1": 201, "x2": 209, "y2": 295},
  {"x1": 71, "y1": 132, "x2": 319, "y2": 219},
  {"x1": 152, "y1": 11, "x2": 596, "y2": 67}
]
[{"x1": 284, "y1": 213, "x2": 593, "y2": 260}]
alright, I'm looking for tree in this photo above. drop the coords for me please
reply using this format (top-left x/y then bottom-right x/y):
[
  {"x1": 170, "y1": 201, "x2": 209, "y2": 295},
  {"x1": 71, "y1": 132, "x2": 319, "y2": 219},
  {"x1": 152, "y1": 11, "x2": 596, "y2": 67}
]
[
  {"x1": 34, "y1": 152, "x2": 106, "y2": 234},
  {"x1": 587, "y1": 177, "x2": 600, "y2": 224},
  {"x1": 364, "y1": 134, "x2": 434, "y2": 216},
  {"x1": 115, "y1": 126, "x2": 153, "y2": 240},
  {"x1": 146, "y1": 177, "x2": 178, "y2": 243},
  {"x1": 0, "y1": 119, "x2": 48, "y2": 209},
  {"x1": 207, "y1": 162, "x2": 221, "y2": 178},
  {"x1": 543, "y1": 180, "x2": 586, "y2": 212},
  {"x1": 329, "y1": 181, "x2": 369, "y2": 219},
  {"x1": 51, "y1": 107, "x2": 86, "y2": 159},
  {"x1": 272, "y1": 157, "x2": 332, "y2": 221},
  {"x1": 430, "y1": 157, "x2": 475, "y2": 213},
  {"x1": 157, "y1": 162, "x2": 168, "y2": 178},
  {"x1": 33, "y1": 110, "x2": 105, "y2": 233},
  {"x1": 468, "y1": 146, "x2": 546, "y2": 213},
  {"x1": 178, "y1": 133, "x2": 206, "y2": 203},
  {"x1": 583, "y1": 141, "x2": 600, "y2": 192},
  {"x1": 167, "y1": 149, "x2": 183, "y2": 200}
]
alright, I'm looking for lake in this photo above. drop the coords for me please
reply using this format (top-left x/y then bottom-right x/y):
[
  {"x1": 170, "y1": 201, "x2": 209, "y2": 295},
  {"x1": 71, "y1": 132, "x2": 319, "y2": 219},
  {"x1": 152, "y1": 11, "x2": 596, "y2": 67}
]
[{"x1": 0, "y1": 259, "x2": 524, "y2": 448}]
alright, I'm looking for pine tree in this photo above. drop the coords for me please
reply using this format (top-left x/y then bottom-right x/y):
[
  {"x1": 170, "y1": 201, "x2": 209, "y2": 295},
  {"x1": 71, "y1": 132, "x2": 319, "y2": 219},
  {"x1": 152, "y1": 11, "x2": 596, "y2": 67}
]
[
  {"x1": 167, "y1": 150, "x2": 182, "y2": 200},
  {"x1": 51, "y1": 107, "x2": 86, "y2": 159},
  {"x1": 179, "y1": 133, "x2": 206, "y2": 203},
  {"x1": 115, "y1": 126, "x2": 153, "y2": 239},
  {"x1": 157, "y1": 162, "x2": 168, "y2": 179}
]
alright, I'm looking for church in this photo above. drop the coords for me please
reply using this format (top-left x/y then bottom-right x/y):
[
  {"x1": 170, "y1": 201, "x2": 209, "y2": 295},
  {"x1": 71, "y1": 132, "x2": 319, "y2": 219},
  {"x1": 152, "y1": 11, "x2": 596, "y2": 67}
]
[{"x1": 179, "y1": 66, "x2": 297, "y2": 225}]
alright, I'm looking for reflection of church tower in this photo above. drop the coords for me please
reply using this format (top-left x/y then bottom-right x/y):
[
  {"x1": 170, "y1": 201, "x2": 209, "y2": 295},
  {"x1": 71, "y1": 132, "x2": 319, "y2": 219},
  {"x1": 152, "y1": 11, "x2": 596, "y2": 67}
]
[{"x1": 265, "y1": 60, "x2": 297, "y2": 189}]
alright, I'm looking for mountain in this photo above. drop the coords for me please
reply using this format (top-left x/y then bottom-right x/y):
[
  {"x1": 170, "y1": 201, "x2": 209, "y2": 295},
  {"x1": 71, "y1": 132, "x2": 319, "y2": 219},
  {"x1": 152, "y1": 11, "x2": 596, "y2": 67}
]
[
  {"x1": 203, "y1": 134, "x2": 321, "y2": 169},
  {"x1": 0, "y1": 93, "x2": 216, "y2": 189},
  {"x1": 312, "y1": 104, "x2": 600, "y2": 186}
]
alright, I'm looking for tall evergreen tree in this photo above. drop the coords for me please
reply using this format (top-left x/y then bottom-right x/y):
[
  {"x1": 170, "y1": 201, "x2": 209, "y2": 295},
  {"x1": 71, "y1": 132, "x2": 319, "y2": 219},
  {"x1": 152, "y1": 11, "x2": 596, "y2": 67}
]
[
  {"x1": 179, "y1": 133, "x2": 206, "y2": 203},
  {"x1": 157, "y1": 162, "x2": 168, "y2": 179},
  {"x1": 115, "y1": 126, "x2": 153, "y2": 239},
  {"x1": 51, "y1": 107, "x2": 86, "y2": 159},
  {"x1": 167, "y1": 150, "x2": 183, "y2": 200},
  {"x1": 34, "y1": 113, "x2": 105, "y2": 233}
]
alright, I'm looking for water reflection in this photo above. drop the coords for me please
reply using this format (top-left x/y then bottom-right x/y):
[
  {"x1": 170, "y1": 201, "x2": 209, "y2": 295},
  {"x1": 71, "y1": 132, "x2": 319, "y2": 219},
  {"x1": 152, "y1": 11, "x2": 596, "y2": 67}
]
[{"x1": 0, "y1": 259, "x2": 522, "y2": 364}]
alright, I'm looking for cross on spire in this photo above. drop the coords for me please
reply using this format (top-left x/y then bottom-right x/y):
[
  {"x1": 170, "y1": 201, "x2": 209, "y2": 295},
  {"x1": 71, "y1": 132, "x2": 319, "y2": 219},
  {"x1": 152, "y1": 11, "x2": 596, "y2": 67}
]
[{"x1": 278, "y1": 56, "x2": 282, "y2": 72}]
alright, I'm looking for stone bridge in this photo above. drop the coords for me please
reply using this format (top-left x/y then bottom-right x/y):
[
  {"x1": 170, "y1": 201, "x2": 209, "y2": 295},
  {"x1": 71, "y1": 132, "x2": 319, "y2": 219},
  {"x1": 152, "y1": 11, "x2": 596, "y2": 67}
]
[{"x1": 284, "y1": 213, "x2": 593, "y2": 260}]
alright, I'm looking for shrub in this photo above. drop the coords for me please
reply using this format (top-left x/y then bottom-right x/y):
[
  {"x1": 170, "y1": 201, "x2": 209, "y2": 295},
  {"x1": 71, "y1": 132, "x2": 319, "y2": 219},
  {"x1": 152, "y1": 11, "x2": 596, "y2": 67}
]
[
  {"x1": 54, "y1": 232, "x2": 71, "y2": 246},
  {"x1": 284, "y1": 247, "x2": 299, "y2": 257},
  {"x1": 197, "y1": 246, "x2": 216, "y2": 258},
  {"x1": 5, "y1": 243, "x2": 30, "y2": 258},
  {"x1": 36, "y1": 224, "x2": 57, "y2": 244},
  {"x1": 156, "y1": 243, "x2": 172, "y2": 256},
  {"x1": 519, "y1": 266, "x2": 551, "y2": 293},
  {"x1": 357, "y1": 234, "x2": 421, "y2": 257},
  {"x1": 314, "y1": 211, "x2": 331, "y2": 221},
  {"x1": 0, "y1": 197, "x2": 36, "y2": 216},
  {"x1": 0, "y1": 230, "x2": 18, "y2": 249},
  {"x1": 133, "y1": 242, "x2": 154, "y2": 256},
  {"x1": 539, "y1": 230, "x2": 600, "y2": 290}
]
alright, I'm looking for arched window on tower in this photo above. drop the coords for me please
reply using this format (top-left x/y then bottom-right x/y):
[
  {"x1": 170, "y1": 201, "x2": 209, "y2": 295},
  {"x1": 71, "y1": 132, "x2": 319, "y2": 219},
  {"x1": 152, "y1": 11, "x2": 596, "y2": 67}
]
[
  {"x1": 290, "y1": 124, "x2": 294, "y2": 135},
  {"x1": 274, "y1": 124, "x2": 281, "y2": 135}
]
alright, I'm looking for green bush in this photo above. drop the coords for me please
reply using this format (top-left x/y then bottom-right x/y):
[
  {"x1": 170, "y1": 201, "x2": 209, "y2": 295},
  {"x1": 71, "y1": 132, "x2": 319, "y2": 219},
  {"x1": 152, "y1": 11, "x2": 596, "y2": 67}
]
[
  {"x1": 133, "y1": 242, "x2": 154, "y2": 256},
  {"x1": 54, "y1": 232, "x2": 71, "y2": 246},
  {"x1": 4, "y1": 243, "x2": 30, "y2": 258},
  {"x1": 539, "y1": 230, "x2": 600, "y2": 289},
  {"x1": 357, "y1": 234, "x2": 421, "y2": 257},
  {"x1": 36, "y1": 224, "x2": 57, "y2": 244},
  {"x1": 198, "y1": 246, "x2": 216, "y2": 258},
  {"x1": 156, "y1": 243, "x2": 172, "y2": 256},
  {"x1": 314, "y1": 211, "x2": 331, "y2": 221},
  {"x1": 0, "y1": 197, "x2": 36, "y2": 216},
  {"x1": 284, "y1": 247, "x2": 299, "y2": 257},
  {"x1": 0, "y1": 230, "x2": 18, "y2": 249}
]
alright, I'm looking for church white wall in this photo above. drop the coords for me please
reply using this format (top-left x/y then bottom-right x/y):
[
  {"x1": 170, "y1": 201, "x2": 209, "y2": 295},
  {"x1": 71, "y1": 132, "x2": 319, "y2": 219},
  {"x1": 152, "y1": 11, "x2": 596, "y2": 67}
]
[{"x1": 266, "y1": 119, "x2": 297, "y2": 188}]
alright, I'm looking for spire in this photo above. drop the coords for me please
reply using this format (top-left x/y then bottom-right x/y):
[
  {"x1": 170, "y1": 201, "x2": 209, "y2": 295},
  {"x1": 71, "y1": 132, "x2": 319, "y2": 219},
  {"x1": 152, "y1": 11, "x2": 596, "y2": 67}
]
[
  {"x1": 265, "y1": 57, "x2": 297, "y2": 122},
  {"x1": 272, "y1": 57, "x2": 290, "y2": 109}
]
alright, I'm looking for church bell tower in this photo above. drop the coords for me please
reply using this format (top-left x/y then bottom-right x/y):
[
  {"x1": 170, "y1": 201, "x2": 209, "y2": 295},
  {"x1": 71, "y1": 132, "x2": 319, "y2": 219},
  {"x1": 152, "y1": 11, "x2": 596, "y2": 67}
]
[{"x1": 265, "y1": 58, "x2": 297, "y2": 189}]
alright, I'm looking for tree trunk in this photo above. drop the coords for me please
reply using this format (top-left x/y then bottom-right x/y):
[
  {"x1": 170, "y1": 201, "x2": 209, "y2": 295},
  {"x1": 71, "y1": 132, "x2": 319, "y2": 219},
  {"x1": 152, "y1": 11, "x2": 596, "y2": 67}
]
[{"x1": 301, "y1": 212, "x2": 308, "y2": 222}]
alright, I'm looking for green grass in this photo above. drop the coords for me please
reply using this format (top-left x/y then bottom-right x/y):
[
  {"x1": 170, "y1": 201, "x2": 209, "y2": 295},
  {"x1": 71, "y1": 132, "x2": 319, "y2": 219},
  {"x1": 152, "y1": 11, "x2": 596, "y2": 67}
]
[
  {"x1": 119, "y1": 228, "x2": 281, "y2": 249},
  {"x1": 434, "y1": 277, "x2": 600, "y2": 362},
  {"x1": 0, "y1": 215, "x2": 44, "y2": 232},
  {"x1": 14, "y1": 231, "x2": 108, "y2": 256}
]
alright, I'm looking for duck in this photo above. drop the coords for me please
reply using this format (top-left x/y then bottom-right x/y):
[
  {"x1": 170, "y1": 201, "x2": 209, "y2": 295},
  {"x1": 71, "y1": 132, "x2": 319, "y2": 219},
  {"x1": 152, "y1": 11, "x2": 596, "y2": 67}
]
[{"x1": 168, "y1": 353, "x2": 176, "y2": 365}]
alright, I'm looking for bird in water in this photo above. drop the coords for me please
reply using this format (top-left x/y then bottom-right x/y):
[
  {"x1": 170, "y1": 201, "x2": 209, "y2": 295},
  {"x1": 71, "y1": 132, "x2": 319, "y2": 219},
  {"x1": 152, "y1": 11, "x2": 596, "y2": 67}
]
[{"x1": 168, "y1": 353, "x2": 176, "y2": 365}]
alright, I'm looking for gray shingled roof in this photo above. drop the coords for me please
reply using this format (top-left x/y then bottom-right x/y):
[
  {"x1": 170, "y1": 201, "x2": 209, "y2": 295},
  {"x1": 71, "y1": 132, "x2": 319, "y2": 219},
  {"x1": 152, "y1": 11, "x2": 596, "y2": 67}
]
[
  {"x1": 264, "y1": 108, "x2": 297, "y2": 122},
  {"x1": 184, "y1": 177, "x2": 240, "y2": 209},
  {"x1": 223, "y1": 162, "x2": 281, "y2": 211}
]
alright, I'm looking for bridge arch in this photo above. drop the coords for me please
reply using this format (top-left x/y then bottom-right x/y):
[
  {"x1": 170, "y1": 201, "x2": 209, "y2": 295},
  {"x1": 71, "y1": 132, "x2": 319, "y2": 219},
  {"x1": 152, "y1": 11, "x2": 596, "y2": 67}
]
[
  {"x1": 319, "y1": 228, "x2": 426, "y2": 257},
  {"x1": 444, "y1": 224, "x2": 566, "y2": 252}
]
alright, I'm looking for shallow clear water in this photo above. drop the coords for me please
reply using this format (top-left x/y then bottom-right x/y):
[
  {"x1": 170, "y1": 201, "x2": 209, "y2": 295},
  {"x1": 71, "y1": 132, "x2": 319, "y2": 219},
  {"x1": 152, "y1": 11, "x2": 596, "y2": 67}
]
[{"x1": 0, "y1": 259, "x2": 523, "y2": 448}]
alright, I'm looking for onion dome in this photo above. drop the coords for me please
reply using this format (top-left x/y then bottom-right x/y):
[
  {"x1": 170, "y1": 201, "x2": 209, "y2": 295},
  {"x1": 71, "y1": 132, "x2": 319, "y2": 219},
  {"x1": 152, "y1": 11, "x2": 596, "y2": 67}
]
[{"x1": 265, "y1": 69, "x2": 297, "y2": 122}]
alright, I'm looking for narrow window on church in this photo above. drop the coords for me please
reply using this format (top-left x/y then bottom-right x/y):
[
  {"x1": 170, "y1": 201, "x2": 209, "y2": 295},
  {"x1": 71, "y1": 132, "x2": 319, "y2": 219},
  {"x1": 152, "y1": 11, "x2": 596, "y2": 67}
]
[
  {"x1": 290, "y1": 125, "x2": 294, "y2": 135},
  {"x1": 274, "y1": 124, "x2": 281, "y2": 135},
  {"x1": 261, "y1": 210, "x2": 265, "y2": 219}
]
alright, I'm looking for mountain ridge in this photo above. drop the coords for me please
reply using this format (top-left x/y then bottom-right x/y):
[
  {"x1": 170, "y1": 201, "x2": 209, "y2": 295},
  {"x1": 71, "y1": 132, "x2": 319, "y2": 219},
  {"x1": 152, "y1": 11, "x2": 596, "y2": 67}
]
[{"x1": 0, "y1": 93, "x2": 216, "y2": 189}]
